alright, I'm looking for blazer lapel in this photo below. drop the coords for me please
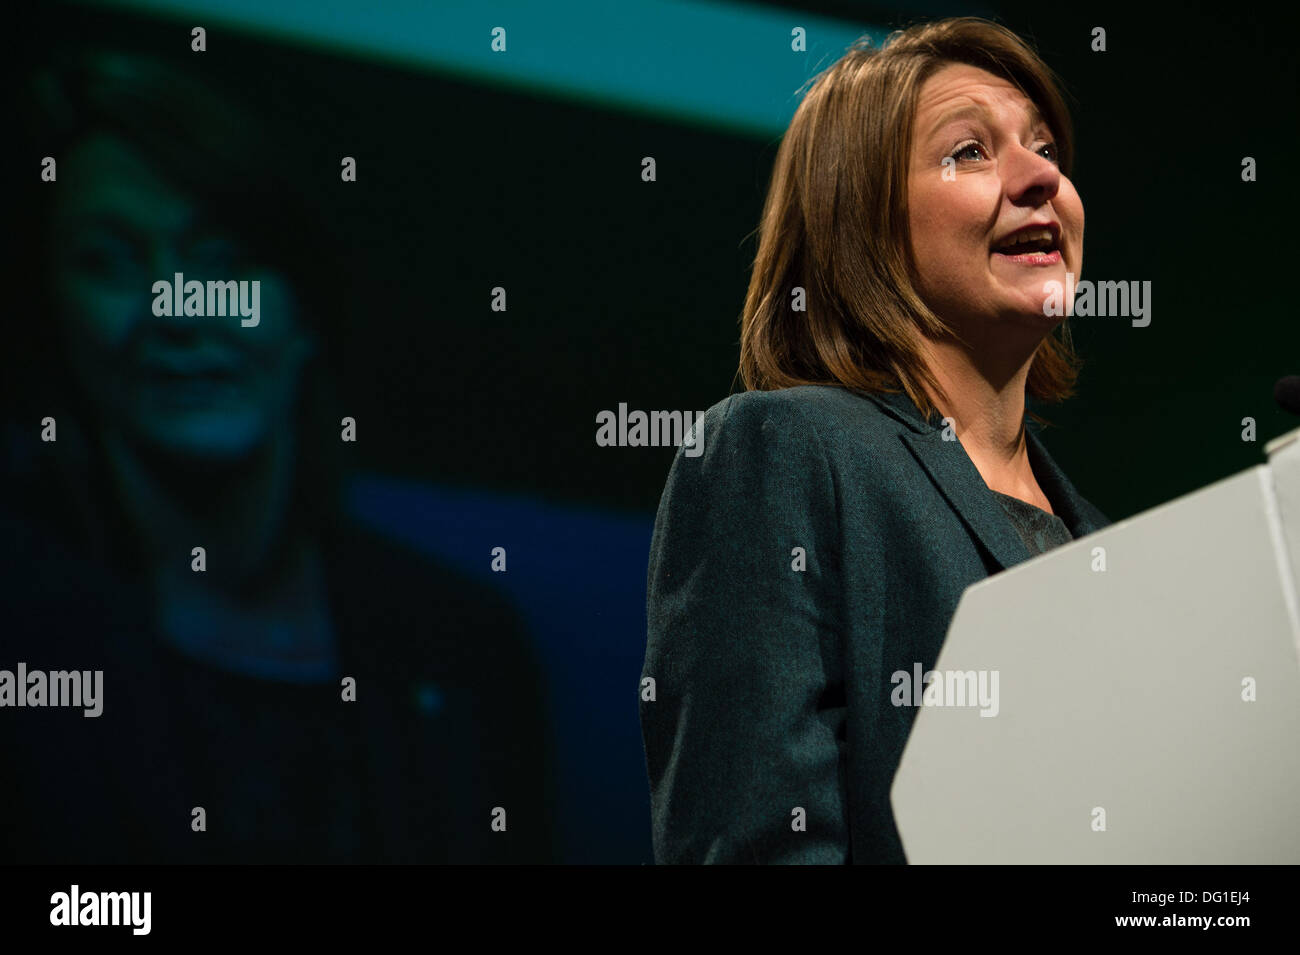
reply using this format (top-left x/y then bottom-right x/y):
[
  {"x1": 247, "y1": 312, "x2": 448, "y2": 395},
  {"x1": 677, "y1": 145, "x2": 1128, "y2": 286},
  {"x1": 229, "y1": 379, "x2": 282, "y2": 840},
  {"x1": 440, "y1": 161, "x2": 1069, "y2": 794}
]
[
  {"x1": 1023, "y1": 424, "x2": 1107, "y2": 539},
  {"x1": 900, "y1": 428, "x2": 1035, "y2": 571},
  {"x1": 862, "y1": 389, "x2": 1095, "y2": 572}
]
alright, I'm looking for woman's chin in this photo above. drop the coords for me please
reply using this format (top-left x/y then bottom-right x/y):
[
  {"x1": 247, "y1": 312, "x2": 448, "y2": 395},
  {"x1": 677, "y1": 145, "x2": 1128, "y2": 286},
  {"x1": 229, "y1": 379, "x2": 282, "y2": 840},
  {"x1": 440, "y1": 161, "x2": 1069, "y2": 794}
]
[
  {"x1": 128, "y1": 412, "x2": 268, "y2": 465},
  {"x1": 993, "y1": 283, "x2": 1071, "y2": 326}
]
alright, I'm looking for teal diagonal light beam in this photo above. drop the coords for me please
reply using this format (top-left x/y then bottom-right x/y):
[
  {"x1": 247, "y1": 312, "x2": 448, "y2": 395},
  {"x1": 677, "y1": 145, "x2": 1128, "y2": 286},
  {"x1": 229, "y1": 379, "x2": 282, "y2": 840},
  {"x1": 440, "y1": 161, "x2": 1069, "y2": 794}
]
[{"x1": 82, "y1": 0, "x2": 887, "y2": 137}]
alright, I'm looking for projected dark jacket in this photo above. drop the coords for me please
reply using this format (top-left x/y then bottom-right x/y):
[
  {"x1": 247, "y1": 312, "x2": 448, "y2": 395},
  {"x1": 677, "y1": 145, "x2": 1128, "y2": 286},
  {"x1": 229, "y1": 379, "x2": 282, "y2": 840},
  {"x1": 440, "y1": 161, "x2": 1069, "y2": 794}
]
[
  {"x1": 639, "y1": 385, "x2": 1110, "y2": 864},
  {"x1": 0, "y1": 508, "x2": 557, "y2": 865}
]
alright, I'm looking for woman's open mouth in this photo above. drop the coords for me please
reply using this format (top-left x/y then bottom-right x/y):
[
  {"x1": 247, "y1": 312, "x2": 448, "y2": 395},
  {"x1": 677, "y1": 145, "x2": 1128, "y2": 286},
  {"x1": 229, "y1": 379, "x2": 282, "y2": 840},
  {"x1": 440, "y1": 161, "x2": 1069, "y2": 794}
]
[
  {"x1": 991, "y1": 225, "x2": 1061, "y2": 266},
  {"x1": 993, "y1": 249, "x2": 1061, "y2": 265}
]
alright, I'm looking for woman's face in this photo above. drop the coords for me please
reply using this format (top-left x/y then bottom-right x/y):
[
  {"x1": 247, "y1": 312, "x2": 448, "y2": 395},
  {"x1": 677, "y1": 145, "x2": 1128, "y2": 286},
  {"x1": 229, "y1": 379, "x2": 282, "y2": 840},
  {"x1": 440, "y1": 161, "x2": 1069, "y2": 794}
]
[
  {"x1": 47, "y1": 133, "x2": 313, "y2": 462},
  {"x1": 907, "y1": 62, "x2": 1084, "y2": 339}
]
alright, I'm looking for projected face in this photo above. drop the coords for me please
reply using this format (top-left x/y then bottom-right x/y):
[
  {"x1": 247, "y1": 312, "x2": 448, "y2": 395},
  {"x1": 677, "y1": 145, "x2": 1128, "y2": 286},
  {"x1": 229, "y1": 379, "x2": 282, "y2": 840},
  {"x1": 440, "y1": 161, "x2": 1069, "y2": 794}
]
[
  {"x1": 48, "y1": 133, "x2": 313, "y2": 462},
  {"x1": 907, "y1": 63, "x2": 1084, "y2": 334}
]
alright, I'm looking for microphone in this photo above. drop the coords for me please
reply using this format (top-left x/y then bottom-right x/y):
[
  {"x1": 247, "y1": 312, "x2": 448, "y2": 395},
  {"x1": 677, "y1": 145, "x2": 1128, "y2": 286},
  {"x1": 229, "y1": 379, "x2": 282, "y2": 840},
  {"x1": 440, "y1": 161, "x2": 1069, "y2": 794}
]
[{"x1": 1274, "y1": 376, "x2": 1300, "y2": 416}]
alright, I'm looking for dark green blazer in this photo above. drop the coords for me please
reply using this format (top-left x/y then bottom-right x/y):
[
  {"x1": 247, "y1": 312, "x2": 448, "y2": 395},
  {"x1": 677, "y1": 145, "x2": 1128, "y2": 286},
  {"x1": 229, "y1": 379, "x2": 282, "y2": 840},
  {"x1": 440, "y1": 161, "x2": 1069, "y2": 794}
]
[{"x1": 640, "y1": 384, "x2": 1110, "y2": 864}]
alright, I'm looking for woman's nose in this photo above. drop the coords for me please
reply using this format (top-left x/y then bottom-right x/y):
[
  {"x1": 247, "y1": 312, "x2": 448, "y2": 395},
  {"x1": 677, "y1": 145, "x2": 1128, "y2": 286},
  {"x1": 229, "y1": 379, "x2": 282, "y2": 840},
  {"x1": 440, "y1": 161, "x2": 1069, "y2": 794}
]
[{"x1": 1004, "y1": 144, "x2": 1060, "y2": 206}]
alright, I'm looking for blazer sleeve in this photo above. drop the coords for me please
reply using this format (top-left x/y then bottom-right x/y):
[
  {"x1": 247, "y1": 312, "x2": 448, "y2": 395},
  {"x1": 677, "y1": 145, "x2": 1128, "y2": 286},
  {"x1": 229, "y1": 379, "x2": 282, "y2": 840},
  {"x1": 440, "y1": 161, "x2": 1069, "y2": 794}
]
[{"x1": 640, "y1": 394, "x2": 850, "y2": 863}]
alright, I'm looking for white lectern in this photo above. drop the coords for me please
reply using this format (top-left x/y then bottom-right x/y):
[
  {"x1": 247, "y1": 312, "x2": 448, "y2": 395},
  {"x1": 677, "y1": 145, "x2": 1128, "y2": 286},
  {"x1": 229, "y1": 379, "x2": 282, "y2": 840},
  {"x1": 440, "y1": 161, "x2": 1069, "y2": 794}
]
[{"x1": 892, "y1": 426, "x2": 1300, "y2": 863}]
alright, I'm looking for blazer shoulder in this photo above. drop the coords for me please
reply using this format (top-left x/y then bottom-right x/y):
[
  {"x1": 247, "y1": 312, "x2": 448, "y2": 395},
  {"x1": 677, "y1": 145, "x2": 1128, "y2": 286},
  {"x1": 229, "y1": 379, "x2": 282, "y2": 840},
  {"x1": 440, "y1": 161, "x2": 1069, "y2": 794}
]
[
  {"x1": 697, "y1": 386, "x2": 913, "y2": 471},
  {"x1": 704, "y1": 385, "x2": 907, "y2": 439}
]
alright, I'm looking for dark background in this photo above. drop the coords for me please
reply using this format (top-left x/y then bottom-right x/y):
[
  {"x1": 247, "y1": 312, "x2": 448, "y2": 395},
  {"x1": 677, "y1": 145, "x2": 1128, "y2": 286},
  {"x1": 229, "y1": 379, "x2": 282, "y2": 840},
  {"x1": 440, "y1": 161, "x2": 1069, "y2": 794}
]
[
  {"x1": 8, "y1": 0, "x2": 1298, "y2": 863},
  {"x1": 15, "y1": 0, "x2": 1294, "y2": 515}
]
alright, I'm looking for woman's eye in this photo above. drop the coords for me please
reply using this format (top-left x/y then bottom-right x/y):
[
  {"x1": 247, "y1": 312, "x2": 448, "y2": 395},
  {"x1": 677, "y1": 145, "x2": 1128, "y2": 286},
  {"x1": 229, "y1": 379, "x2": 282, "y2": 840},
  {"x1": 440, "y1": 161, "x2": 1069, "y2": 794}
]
[
  {"x1": 73, "y1": 236, "x2": 142, "y2": 277},
  {"x1": 951, "y1": 141, "x2": 984, "y2": 162},
  {"x1": 1038, "y1": 142, "x2": 1060, "y2": 164},
  {"x1": 188, "y1": 239, "x2": 237, "y2": 272}
]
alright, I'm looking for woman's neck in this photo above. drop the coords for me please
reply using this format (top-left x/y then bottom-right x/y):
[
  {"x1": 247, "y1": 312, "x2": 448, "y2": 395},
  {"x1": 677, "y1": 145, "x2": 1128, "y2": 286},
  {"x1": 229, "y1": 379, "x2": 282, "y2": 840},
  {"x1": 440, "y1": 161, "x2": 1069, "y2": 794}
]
[
  {"x1": 101, "y1": 428, "x2": 297, "y2": 587},
  {"x1": 919, "y1": 333, "x2": 1053, "y2": 512}
]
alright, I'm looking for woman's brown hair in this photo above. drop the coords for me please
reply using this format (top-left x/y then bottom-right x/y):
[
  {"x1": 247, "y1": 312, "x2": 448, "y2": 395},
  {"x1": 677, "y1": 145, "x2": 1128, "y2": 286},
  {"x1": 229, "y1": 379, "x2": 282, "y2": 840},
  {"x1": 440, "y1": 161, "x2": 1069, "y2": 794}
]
[{"x1": 739, "y1": 17, "x2": 1080, "y2": 422}]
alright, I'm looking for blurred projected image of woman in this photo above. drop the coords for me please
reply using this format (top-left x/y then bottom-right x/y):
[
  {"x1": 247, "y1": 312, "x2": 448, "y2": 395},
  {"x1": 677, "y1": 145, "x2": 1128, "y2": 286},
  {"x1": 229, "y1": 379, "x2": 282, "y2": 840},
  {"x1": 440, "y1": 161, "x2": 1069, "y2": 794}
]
[
  {"x1": 640, "y1": 17, "x2": 1109, "y2": 864},
  {"x1": 1, "y1": 50, "x2": 555, "y2": 864}
]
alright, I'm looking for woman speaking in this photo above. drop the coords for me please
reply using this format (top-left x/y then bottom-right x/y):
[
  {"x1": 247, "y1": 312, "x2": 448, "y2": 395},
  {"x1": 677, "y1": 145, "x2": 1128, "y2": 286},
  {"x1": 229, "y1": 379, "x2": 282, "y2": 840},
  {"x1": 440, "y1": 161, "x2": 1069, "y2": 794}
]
[{"x1": 640, "y1": 17, "x2": 1110, "y2": 864}]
